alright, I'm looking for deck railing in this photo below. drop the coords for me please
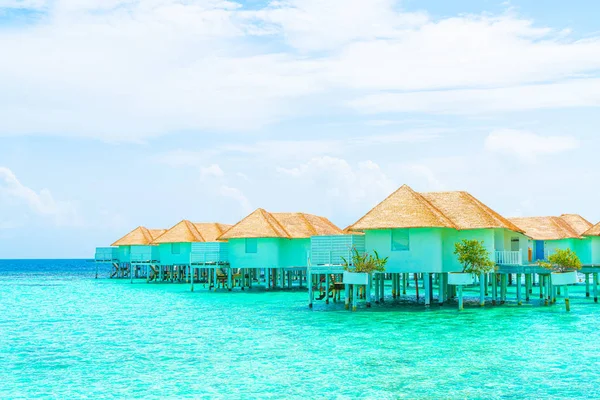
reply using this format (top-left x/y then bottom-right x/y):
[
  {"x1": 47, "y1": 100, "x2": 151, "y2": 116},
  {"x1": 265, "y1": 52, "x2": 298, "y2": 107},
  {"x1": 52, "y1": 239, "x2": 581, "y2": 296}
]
[
  {"x1": 130, "y1": 247, "x2": 160, "y2": 263},
  {"x1": 495, "y1": 250, "x2": 523, "y2": 265},
  {"x1": 190, "y1": 242, "x2": 229, "y2": 265},
  {"x1": 95, "y1": 247, "x2": 118, "y2": 262}
]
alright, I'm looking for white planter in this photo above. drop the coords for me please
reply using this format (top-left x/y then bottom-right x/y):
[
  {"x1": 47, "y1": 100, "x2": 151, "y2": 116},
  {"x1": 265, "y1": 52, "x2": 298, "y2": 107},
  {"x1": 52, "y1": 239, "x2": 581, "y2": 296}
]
[
  {"x1": 343, "y1": 271, "x2": 369, "y2": 285},
  {"x1": 448, "y1": 272, "x2": 474, "y2": 286},
  {"x1": 551, "y1": 271, "x2": 577, "y2": 286}
]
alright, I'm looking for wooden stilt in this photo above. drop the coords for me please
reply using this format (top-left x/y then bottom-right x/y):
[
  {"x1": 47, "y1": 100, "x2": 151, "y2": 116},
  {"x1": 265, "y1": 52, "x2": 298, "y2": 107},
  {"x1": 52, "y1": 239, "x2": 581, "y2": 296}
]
[
  {"x1": 325, "y1": 274, "x2": 330, "y2": 304},
  {"x1": 516, "y1": 273, "x2": 522, "y2": 305},
  {"x1": 414, "y1": 273, "x2": 419, "y2": 301},
  {"x1": 308, "y1": 271, "x2": 313, "y2": 308},
  {"x1": 352, "y1": 285, "x2": 358, "y2": 311},
  {"x1": 366, "y1": 275, "x2": 372, "y2": 307},
  {"x1": 379, "y1": 273, "x2": 385, "y2": 302},
  {"x1": 344, "y1": 283, "x2": 350, "y2": 310},
  {"x1": 492, "y1": 273, "x2": 497, "y2": 305},
  {"x1": 595, "y1": 273, "x2": 599, "y2": 303},
  {"x1": 525, "y1": 274, "x2": 530, "y2": 301},
  {"x1": 479, "y1": 272, "x2": 485, "y2": 307},
  {"x1": 424, "y1": 272, "x2": 431, "y2": 307},
  {"x1": 402, "y1": 273, "x2": 407, "y2": 295},
  {"x1": 564, "y1": 286, "x2": 571, "y2": 312},
  {"x1": 458, "y1": 285, "x2": 464, "y2": 311},
  {"x1": 439, "y1": 273, "x2": 445, "y2": 305},
  {"x1": 585, "y1": 273, "x2": 590, "y2": 297}
]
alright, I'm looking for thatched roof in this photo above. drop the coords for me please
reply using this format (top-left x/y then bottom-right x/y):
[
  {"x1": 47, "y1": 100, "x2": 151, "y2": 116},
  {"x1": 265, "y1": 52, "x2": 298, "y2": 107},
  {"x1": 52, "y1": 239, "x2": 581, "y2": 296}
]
[
  {"x1": 217, "y1": 208, "x2": 343, "y2": 240},
  {"x1": 111, "y1": 226, "x2": 165, "y2": 246},
  {"x1": 421, "y1": 191, "x2": 523, "y2": 232},
  {"x1": 348, "y1": 185, "x2": 521, "y2": 232},
  {"x1": 152, "y1": 220, "x2": 232, "y2": 243},
  {"x1": 560, "y1": 214, "x2": 593, "y2": 236},
  {"x1": 509, "y1": 214, "x2": 591, "y2": 240},
  {"x1": 584, "y1": 221, "x2": 600, "y2": 237}
]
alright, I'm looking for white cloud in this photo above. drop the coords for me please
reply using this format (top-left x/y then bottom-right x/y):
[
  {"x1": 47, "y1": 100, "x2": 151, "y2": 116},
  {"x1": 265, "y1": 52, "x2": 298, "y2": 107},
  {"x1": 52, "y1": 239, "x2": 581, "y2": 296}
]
[
  {"x1": 484, "y1": 129, "x2": 579, "y2": 162},
  {"x1": 0, "y1": 166, "x2": 81, "y2": 226},
  {"x1": 219, "y1": 185, "x2": 252, "y2": 214},
  {"x1": 277, "y1": 156, "x2": 396, "y2": 211},
  {"x1": 350, "y1": 78, "x2": 600, "y2": 115},
  {"x1": 200, "y1": 164, "x2": 225, "y2": 178},
  {"x1": 2, "y1": 2, "x2": 600, "y2": 140}
]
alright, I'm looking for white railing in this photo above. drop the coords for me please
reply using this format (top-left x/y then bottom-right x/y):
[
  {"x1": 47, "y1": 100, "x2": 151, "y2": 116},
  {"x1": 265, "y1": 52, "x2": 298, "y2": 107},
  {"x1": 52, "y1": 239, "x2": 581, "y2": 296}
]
[{"x1": 495, "y1": 250, "x2": 523, "y2": 265}]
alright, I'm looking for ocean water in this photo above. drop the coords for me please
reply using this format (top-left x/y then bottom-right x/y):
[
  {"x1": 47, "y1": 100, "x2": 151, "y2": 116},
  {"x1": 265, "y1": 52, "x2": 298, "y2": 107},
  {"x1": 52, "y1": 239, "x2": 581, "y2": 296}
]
[{"x1": 2, "y1": 260, "x2": 600, "y2": 399}]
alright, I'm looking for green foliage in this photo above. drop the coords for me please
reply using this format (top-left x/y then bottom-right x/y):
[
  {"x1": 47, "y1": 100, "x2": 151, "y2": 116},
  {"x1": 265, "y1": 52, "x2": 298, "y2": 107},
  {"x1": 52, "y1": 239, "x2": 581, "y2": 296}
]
[
  {"x1": 538, "y1": 248, "x2": 582, "y2": 273},
  {"x1": 454, "y1": 239, "x2": 496, "y2": 274},
  {"x1": 341, "y1": 248, "x2": 388, "y2": 274}
]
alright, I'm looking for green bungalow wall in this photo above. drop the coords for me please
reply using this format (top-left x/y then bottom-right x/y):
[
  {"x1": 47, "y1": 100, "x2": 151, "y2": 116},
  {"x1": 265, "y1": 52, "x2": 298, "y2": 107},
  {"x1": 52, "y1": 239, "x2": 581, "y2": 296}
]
[
  {"x1": 227, "y1": 238, "x2": 310, "y2": 269},
  {"x1": 530, "y1": 238, "x2": 592, "y2": 265},
  {"x1": 157, "y1": 242, "x2": 193, "y2": 265},
  {"x1": 364, "y1": 227, "x2": 528, "y2": 273},
  {"x1": 590, "y1": 237, "x2": 600, "y2": 265}
]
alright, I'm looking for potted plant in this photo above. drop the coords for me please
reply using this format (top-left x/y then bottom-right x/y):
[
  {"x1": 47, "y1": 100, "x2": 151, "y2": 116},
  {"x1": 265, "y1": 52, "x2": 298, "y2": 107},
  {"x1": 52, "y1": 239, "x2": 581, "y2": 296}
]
[
  {"x1": 450, "y1": 239, "x2": 496, "y2": 285},
  {"x1": 341, "y1": 248, "x2": 388, "y2": 285},
  {"x1": 539, "y1": 249, "x2": 581, "y2": 286}
]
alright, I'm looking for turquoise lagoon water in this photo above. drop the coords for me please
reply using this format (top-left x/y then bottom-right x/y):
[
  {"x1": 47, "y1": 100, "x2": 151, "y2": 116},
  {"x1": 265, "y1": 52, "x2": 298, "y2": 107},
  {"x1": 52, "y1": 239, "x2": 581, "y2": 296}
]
[{"x1": 2, "y1": 260, "x2": 600, "y2": 399}]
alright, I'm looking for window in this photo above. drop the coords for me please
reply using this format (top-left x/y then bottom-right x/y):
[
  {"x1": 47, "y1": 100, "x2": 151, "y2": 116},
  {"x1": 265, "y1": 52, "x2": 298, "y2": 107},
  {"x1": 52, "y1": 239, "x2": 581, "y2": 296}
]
[
  {"x1": 171, "y1": 243, "x2": 181, "y2": 255},
  {"x1": 510, "y1": 237, "x2": 520, "y2": 252},
  {"x1": 245, "y1": 238, "x2": 258, "y2": 254},
  {"x1": 391, "y1": 229, "x2": 409, "y2": 251}
]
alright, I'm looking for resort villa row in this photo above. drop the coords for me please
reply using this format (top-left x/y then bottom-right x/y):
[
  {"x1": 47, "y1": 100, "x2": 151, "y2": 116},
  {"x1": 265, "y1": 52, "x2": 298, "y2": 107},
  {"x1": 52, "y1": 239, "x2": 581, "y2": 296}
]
[{"x1": 95, "y1": 184, "x2": 600, "y2": 300}]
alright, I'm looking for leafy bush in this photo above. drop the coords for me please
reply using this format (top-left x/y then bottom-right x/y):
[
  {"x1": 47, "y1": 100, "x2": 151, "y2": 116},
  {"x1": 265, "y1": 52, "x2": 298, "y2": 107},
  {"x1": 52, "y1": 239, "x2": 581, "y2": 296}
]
[
  {"x1": 454, "y1": 239, "x2": 496, "y2": 274},
  {"x1": 538, "y1": 248, "x2": 582, "y2": 273},
  {"x1": 341, "y1": 248, "x2": 388, "y2": 274}
]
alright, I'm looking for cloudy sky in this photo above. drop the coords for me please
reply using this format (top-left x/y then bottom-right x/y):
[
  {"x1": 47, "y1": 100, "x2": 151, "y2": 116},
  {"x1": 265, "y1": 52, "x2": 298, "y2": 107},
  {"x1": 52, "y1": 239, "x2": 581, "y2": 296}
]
[{"x1": 1, "y1": 0, "x2": 600, "y2": 258}]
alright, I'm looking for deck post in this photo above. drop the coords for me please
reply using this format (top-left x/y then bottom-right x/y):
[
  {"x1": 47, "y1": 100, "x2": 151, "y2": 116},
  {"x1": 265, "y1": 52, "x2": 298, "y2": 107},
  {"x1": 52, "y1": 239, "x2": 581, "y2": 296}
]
[
  {"x1": 280, "y1": 268, "x2": 285, "y2": 289},
  {"x1": 379, "y1": 273, "x2": 385, "y2": 303},
  {"x1": 564, "y1": 286, "x2": 571, "y2": 312},
  {"x1": 266, "y1": 268, "x2": 271, "y2": 289},
  {"x1": 540, "y1": 274, "x2": 544, "y2": 298},
  {"x1": 191, "y1": 267, "x2": 195, "y2": 292},
  {"x1": 542, "y1": 275, "x2": 548, "y2": 306},
  {"x1": 366, "y1": 275, "x2": 372, "y2": 307},
  {"x1": 308, "y1": 271, "x2": 313, "y2": 308},
  {"x1": 458, "y1": 285, "x2": 464, "y2": 311},
  {"x1": 402, "y1": 273, "x2": 407, "y2": 295},
  {"x1": 130, "y1": 264, "x2": 133, "y2": 284},
  {"x1": 492, "y1": 273, "x2": 497, "y2": 305},
  {"x1": 227, "y1": 268, "x2": 232, "y2": 291},
  {"x1": 213, "y1": 268, "x2": 218, "y2": 291},
  {"x1": 479, "y1": 273, "x2": 485, "y2": 307},
  {"x1": 585, "y1": 273, "x2": 590, "y2": 297},
  {"x1": 594, "y1": 273, "x2": 599, "y2": 303},
  {"x1": 414, "y1": 273, "x2": 419, "y2": 301},
  {"x1": 439, "y1": 273, "x2": 445, "y2": 305},
  {"x1": 501, "y1": 274, "x2": 507, "y2": 304},
  {"x1": 424, "y1": 273, "x2": 431, "y2": 307},
  {"x1": 484, "y1": 273, "x2": 488, "y2": 296},
  {"x1": 325, "y1": 274, "x2": 330, "y2": 304},
  {"x1": 352, "y1": 285, "x2": 358, "y2": 311},
  {"x1": 525, "y1": 274, "x2": 530, "y2": 301},
  {"x1": 344, "y1": 284, "x2": 350, "y2": 310},
  {"x1": 516, "y1": 273, "x2": 522, "y2": 305}
]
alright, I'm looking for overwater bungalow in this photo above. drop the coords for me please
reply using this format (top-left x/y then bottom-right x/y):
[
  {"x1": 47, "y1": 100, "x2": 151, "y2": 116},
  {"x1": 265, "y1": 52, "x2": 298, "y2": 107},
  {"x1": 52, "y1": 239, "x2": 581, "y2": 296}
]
[
  {"x1": 150, "y1": 220, "x2": 232, "y2": 284},
  {"x1": 583, "y1": 222, "x2": 600, "y2": 266},
  {"x1": 216, "y1": 208, "x2": 344, "y2": 289},
  {"x1": 508, "y1": 214, "x2": 593, "y2": 263},
  {"x1": 95, "y1": 226, "x2": 165, "y2": 278},
  {"x1": 341, "y1": 184, "x2": 529, "y2": 307}
]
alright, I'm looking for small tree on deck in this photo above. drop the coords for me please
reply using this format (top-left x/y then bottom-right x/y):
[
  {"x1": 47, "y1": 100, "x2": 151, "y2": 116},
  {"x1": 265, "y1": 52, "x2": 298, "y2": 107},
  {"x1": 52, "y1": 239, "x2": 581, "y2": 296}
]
[
  {"x1": 539, "y1": 248, "x2": 582, "y2": 273},
  {"x1": 454, "y1": 239, "x2": 496, "y2": 275}
]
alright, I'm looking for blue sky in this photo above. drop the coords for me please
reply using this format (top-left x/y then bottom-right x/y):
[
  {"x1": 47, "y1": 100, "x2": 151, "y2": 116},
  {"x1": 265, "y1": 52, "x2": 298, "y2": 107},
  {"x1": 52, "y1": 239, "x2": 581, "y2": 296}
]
[{"x1": 1, "y1": 0, "x2": 600, "y2": 258}]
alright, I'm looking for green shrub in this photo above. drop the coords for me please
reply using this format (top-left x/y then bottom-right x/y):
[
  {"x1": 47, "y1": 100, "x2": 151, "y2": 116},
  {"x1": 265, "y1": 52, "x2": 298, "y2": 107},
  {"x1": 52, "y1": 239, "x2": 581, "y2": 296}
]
[
  {"x1": 341, "y1": 248, "x2": 388, "y2": 274},
  {"x1": 454, "y1": 239, "x2": 496, "y2": 274}
]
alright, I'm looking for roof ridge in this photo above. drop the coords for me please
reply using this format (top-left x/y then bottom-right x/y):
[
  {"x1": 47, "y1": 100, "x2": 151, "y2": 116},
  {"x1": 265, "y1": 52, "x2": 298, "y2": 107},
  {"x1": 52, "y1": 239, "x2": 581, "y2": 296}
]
[
  {"x1": 415, "y1": 191, "x2": 459, "y2": 230},
  {"x1": 187, "y1": 220, "x2": 205, "y2": 242},
  {"x1": 298, "y1": 213, "x2": 318, "y2": 236},
  {"x1": 550, "y1": 216, "x2": 580, "y2": 238},
  {"x1": 460, "y1": 191, "x2": 522, "y2": 232},
  {"x1": 265, "y1": 210, "x2": 292, "y2": 238}
]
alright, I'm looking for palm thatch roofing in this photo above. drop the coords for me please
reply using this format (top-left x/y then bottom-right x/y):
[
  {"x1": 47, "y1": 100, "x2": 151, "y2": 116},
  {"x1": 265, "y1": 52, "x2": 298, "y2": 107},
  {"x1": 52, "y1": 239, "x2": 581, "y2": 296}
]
[
  {"x1": 348, "y1": 184, "x2": 522, "y2": 232},
  {"x1": 509, "y1": 214, "x2": 592, "y2": 241},
  {"x1": 152, "y1": 220, "x2": 232, "y2": 244},
  {"x1": 111, "y1": 226, "x2": 166, "y2": 246},
  {"x1": 584, "y1": 221, "x2": 600, "y2": 237},
  {"x1": 217, "y1": 208, "x2": 343, "y2": 240}
]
